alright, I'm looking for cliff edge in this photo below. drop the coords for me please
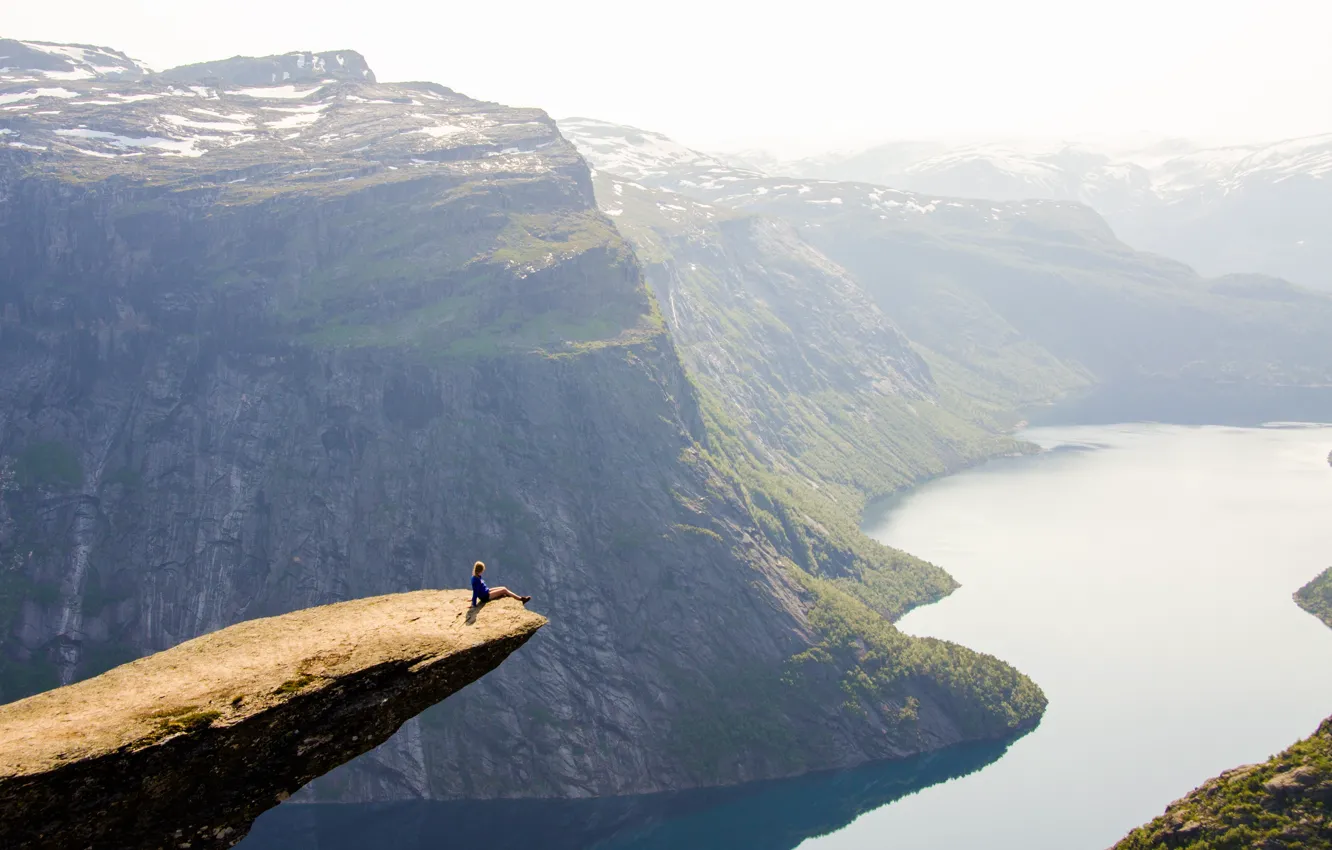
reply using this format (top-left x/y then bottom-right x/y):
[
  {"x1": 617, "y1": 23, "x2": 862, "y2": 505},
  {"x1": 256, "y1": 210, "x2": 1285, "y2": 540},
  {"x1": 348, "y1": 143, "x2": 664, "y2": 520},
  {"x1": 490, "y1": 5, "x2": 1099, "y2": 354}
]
[{"x1": 0, "y1": 591, "x2": 545, "y2": 850}]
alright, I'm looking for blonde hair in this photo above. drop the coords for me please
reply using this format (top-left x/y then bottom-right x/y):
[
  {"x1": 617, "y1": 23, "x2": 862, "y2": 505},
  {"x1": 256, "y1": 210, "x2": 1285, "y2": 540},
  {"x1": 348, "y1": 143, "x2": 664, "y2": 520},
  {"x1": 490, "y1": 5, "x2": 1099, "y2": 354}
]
[{"x1": 473, "y1": 561, "x2": 486, "y2": 575}]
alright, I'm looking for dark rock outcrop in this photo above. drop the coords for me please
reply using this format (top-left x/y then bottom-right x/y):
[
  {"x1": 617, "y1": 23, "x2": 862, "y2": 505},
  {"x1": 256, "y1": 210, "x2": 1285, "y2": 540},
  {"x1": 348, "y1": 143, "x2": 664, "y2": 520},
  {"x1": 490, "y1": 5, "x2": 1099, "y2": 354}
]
[
  {"x1": 0, "y1": 591, "x2": 544, "y2": 850},
  {"x1": 156, "y1": 50, "x2": 376, "y2": 85}
]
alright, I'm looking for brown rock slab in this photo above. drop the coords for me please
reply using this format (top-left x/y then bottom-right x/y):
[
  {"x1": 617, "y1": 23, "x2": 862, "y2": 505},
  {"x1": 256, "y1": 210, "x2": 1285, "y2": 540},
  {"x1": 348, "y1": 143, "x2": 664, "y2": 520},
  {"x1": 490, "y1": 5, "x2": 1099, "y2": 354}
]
[{"x1": 0, "y1": 591, "x2": 545, "y2": 849}]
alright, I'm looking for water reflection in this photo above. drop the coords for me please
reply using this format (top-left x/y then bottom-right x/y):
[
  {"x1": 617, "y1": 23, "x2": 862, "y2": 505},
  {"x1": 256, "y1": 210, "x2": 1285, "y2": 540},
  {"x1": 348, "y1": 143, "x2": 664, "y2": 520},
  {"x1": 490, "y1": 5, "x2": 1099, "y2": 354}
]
[{"x1": 240, "y1": 737, "x2": 1023, "y2": 850}]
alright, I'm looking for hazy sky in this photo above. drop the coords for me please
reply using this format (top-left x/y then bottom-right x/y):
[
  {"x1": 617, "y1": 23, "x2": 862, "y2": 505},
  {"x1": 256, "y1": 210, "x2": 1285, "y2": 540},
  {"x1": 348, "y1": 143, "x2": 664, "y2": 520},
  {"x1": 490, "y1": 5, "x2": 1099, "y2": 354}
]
[{"x1": 9, "y1": 0, "x2": 1332, "y2": 154}]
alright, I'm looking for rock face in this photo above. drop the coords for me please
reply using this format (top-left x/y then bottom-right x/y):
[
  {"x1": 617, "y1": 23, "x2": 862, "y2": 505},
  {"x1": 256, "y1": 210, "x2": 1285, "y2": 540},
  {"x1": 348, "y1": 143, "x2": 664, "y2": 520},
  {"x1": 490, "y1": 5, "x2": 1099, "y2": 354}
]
[
  {"x1": 157, "y1": 50, "x2": 376, "y2": 86},
  {"x1": 0, "y1": 591, "x2": 544, "y2": 850},
  {"x1": 0, "y1": 41, "x2": 1043, "y2": 802}
]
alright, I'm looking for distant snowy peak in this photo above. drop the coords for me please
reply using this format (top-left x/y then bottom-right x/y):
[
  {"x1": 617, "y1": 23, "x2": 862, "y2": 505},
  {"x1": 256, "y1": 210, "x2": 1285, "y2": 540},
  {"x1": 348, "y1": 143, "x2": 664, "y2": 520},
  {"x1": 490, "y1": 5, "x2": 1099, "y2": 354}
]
[
  {"x1": 562, "y1": 119, "x2": 1118, "y2": 246},
  {"x1": 773, "y1": 134, "x2": 1332, "y2": 206},
  {"x1": 559, "y1": 117, "x2": 763, "y2": 189},
  {"x1": 0, "y1": 39, "x2": 152, "y2": 81},
  {"x1": 1151, "y1": 134, "x2": 1332, "y2": 195},
  {"x1": 158, "y1": 50, "x2": 376, "y2": 87},
  {"x1": 900, "y1": 144, "x2": 1156, "y2": 205}
]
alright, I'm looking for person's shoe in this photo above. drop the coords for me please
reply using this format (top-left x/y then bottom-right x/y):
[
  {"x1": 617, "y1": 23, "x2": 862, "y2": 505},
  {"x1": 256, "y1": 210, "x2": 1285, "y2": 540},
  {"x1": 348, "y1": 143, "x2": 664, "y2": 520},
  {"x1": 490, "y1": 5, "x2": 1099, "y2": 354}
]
[{"x1": 520, "y1": 596, "x2": 532, "y2": 604}]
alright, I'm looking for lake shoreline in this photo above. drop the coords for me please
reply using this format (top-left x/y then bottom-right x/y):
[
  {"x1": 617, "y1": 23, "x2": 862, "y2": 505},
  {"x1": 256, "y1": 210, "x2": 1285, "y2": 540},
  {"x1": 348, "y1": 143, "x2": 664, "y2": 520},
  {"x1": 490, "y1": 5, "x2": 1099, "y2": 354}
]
[{"x1": 848, "y1": 423, "x2": 1332, "y2": 850}]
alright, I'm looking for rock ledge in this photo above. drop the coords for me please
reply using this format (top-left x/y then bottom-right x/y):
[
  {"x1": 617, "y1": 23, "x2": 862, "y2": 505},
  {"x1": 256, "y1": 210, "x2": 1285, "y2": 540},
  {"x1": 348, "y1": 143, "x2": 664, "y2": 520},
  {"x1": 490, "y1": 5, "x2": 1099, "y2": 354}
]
[{"x1": 0, "y1": 591, "x2": 544, "y2": 849}]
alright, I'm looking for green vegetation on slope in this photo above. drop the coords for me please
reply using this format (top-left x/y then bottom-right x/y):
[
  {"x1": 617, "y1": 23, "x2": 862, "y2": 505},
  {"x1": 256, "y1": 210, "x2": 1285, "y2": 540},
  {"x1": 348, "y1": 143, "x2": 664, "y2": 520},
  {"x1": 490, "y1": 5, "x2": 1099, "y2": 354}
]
[
  {"x1": 679, "y1": 388, "x2": 1046, "y2": 756},
  {"x1": 581, "y1": 174, "x2": 1048, "y2": 769},
  {"x1": 1296, "y1": 567, "x2": 1332, "y2": 630},
  {"x1": 661, "y1": 565, "x2": 1046, "y2": 784},
  {"x1": 790, "y1": 572, "x2": 1046, "y2": 734},
  {"x1": 695, "y1": 387, "x2": 959, "y2": 619},
  {"x1": 597, "y1": 176, "x2": 1039, "y2": 617},
  {"x1": 265, "y1": 194, "x2": 653, "y2": 359}
]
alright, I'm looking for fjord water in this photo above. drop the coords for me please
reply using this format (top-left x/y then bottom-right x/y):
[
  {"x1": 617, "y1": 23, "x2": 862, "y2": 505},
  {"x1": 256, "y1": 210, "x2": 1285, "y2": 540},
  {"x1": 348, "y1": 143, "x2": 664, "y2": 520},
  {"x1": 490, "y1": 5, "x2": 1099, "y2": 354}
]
[
  {"x1": 822, "y1": 422, "x2": 1332, "y2": 850},
  {"x1": 244, "y1": 423, "x2": 1332, "y2": 850}
]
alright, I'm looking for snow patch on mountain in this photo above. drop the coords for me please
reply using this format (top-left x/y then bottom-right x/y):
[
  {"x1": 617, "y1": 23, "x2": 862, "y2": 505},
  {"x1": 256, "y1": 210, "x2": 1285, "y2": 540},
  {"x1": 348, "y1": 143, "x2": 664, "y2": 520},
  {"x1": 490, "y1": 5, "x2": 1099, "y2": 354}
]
[
  {"x1": 164, "y1": 114, "x2": 252, "y2": 132},
  {"x1": 0, "y1": 87, "x2": 79, "y2": 105},
  {"x1": 233, "y1": 85, "x2": 324, "y2": 100},
  {"x1": 1152, "y1": 135, "x2": 1332, "y2": 195},
  {"x1": 1, "y1": 41, "x2": 571, "y2": 187},
  {"x1": 559, "y1": 116, "x2": 763, "y2": 189},
  {"x1": 54, "y1": 127, "x2": 200, "y2": 156},
  {"x1": 2, "y1": 39, "x2": 152, "y2": 81}
]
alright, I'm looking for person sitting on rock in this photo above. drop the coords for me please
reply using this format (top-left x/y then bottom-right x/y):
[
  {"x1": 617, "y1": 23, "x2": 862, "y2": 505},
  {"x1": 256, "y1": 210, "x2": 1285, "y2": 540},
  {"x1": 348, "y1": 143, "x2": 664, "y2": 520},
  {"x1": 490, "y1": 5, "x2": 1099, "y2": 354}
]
[{"x1": 471, "y1": 561, "x2": 531, "y2": 607}]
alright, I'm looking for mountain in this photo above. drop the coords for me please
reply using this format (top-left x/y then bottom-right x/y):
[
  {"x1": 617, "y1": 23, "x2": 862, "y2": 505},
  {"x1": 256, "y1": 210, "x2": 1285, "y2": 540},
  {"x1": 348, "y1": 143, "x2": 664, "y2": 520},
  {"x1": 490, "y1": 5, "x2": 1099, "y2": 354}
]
[
  {"x1": 561, "y1": 118, "x2": 1332, "y2": 848},
  {"x1": 560, "y1": 117, "x2": 765, "y2": 190},
  {"x1": 761, "y1": 135, "x2": 1332, "y2": 292},
  {"x1": 0, "y1": 42, "x2": 1043, "y2": 804},
  {"x1": 158, "y1": 50, "x2": 376, "y2": 86},
  {"x1": 782, "y1": 139, "x2": 1155, "y2": 205},
  {"x1": 1120, "y1": 135, "x2": 1332, "y2": 292},
  {"x1": 560, "y1": 119, "x2": 1332, "y2": 417},
  {"x1": 586, "y1": 172, "x2": 1044, "y2": 623},
  {"x1": 0, "y1": 38, "x2": 151, "y2": 81}
]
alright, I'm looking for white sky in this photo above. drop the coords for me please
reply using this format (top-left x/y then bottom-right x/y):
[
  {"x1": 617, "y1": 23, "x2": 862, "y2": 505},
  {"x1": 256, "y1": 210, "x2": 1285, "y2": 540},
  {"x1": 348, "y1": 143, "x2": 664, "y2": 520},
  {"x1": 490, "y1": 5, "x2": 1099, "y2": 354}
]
[{"x1": 8, "y1": 0, "x2": 1332, "y2": 155}]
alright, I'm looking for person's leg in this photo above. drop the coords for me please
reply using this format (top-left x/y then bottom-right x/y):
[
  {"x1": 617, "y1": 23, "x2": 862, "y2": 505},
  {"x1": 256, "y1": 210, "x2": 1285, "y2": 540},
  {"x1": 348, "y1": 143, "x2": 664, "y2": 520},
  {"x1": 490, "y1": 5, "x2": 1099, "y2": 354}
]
[{"x1": 487, "y1": 587, "x2": 532, "y2": 603}]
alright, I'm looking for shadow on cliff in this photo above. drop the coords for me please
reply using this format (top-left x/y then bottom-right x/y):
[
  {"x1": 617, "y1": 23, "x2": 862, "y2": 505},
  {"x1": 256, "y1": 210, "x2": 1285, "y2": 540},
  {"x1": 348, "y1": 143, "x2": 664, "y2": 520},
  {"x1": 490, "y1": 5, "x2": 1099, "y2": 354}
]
[{"x1": 239, "y1": 734, "x2": 1024, "y2": 850}]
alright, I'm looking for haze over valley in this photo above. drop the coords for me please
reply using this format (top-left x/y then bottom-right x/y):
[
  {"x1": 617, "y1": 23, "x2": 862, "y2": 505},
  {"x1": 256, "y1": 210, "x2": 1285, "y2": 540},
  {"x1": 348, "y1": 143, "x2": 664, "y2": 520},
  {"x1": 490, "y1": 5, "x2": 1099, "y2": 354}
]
[
  {"x1": 725, "y1": 133, "x2": 1332, "y2": 292},
  {"x1": 1, "y1": 4, "x2": 1331, "y2": 848}
]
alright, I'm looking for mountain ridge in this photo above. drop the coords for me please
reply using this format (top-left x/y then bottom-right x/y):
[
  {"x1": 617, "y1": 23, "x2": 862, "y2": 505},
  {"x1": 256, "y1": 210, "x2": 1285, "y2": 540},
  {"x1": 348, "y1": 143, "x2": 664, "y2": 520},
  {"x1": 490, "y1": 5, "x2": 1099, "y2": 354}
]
[
  {"x1": 559, "y1": 117, "x2": 1332, "y2": 405},
  {"x1": 731, "y1": 133, "x2": 1332, "y2": 291},
  {"x1": 0, "y1": 39, "x2": 1045, "y2": 805}
]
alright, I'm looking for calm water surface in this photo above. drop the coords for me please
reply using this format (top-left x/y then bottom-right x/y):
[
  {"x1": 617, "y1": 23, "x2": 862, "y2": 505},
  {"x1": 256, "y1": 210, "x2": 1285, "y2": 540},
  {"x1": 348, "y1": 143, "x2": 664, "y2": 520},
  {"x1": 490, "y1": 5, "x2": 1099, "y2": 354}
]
[
  {"x1": 245, "y1": 423, "x2": 1332, "y2": 850},
  {"x1": 821, "y1": 423, "x2": 1332, "y2": 850}
]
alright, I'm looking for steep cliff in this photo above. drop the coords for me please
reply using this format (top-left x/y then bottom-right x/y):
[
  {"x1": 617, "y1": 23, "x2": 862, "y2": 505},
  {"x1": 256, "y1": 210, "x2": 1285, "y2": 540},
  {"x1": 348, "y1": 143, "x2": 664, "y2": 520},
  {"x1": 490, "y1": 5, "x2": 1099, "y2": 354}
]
[
  {"x1": 0, "y1": 43, "x2": 1041, "y2": 801},
  {"x1": 0, "y1": 591, "x2": 544, "y2": 850},
  {"x1": 584, "y1": 172, "x2": 1055, "y2": 620}
]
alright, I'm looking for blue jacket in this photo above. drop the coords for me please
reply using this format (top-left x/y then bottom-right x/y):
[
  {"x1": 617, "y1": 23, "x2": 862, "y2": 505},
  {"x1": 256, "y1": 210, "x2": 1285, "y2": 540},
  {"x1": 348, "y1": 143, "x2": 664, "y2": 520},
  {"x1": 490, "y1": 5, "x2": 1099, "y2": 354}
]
[{"x1": 471, "y1": 574, "x2": 490, "y2": 606}]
